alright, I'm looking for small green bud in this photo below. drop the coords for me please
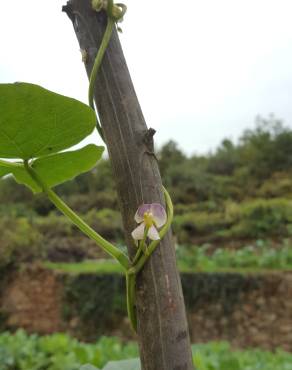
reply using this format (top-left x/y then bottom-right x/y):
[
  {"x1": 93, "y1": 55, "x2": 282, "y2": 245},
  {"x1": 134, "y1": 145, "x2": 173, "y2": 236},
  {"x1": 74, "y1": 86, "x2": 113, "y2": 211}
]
[
  {"x1": 92, "y1": 0, "x2": 106, "y2": 12},
  {"x1": 92, "y1": 0, "x2": 126, "y2": 22},
  {"x1": 112, "y1": 4, "x2": 123, "y2": 19},
  {"x1": 112, "y1": 4, "x2": 127, "y2": 22}
]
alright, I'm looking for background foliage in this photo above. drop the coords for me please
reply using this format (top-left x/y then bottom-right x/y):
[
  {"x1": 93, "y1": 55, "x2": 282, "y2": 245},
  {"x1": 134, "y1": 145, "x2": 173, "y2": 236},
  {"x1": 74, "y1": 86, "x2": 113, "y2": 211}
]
[
  {"x1": 0, "y1": 330, "x2": 291, "y2": 370},
  {"x1": 1, "y1": 115, "x2": 292, "y2": 269}
]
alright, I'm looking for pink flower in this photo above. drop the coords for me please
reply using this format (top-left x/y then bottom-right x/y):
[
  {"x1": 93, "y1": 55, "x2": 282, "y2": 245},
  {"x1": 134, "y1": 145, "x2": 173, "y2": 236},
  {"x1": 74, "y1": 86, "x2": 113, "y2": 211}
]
[{"x1": 131, "y1": 203, "x2": 167, "y2": 241}]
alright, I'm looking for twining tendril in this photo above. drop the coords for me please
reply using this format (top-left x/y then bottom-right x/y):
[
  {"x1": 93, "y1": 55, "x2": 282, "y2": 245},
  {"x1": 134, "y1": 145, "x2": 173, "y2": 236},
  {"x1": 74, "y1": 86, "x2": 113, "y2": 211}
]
[{"x1": 89, "y1": 0, "x2": 127, "y2": 141}]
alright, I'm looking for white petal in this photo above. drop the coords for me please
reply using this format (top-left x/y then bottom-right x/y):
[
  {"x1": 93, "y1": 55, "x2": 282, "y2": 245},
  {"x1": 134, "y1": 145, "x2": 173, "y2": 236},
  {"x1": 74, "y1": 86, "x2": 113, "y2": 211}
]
[
  {"x1": 131, "y1": 223, "x2": 145, "y2": 240},
  {"x1": 147, "y1": 225, "x2": 160, "y2": 240},
  {"x1": 150, "y1": 203, "x2": 167, "y2": 227}
]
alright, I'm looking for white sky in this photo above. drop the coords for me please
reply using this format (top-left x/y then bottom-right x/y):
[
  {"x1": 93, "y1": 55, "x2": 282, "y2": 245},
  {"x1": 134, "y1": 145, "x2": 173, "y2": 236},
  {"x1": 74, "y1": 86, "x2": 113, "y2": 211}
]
[{"x1": 1, "y1": 0, "x2": 292, "y2": 155}]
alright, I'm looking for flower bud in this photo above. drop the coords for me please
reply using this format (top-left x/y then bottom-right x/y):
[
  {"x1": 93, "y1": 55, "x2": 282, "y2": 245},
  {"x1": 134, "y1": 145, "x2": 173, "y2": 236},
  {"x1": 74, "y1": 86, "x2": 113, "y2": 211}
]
[
  {"x1": 112, "y1": 4, "x2": 123, "y2": 19},
  {"x1": 92, "y1": 0, "x2": 107, "y2": 12}
]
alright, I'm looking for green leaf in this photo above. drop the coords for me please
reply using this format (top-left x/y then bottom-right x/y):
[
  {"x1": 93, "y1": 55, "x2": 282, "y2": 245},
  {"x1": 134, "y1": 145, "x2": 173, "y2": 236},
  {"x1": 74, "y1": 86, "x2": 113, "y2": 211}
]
[
  {"x1": 103, "y1": 359, "x2": 141, "y2": 370},
  {"x1": 11, "y1": 144, "x2": 104, "y2": 192},
  {"x1": 0, "y1": 166, "x2": 11, "y2": 178},
  {"x1": 0, "y1": 82, "x2": 96, "y2": 159}
]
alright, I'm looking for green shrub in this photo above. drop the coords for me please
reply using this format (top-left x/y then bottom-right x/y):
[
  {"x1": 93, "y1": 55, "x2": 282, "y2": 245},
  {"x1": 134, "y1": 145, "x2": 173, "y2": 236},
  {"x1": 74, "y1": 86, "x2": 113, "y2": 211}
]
[
  {"x1": 0, "y1": 203, "x2": 36, "y2": 218},
  {"x1": 35, "y1": 213, "x2": 74, "y2": 238},
  {"x1": 257, "y1": 172, "x2": 292, "y2": 198},
  {"x1": 173, "y1": 198, "x2": 292, "y2": 243},
  {"x1": 0, "y1": 217, "x2": 43, "y2": 269},
  {"x1": 66, "y1": 191, "x2": 118, "y2": 213},
  {"x1": 173, "y1": 212, "x2": 229, "y2": 242},
  {"x1": 30, "y1": 194, "x2": 55, "y2": 216},
  {"x1": 176, "y1": 240, "x2": 292, "y2": 271},
  {"x1": 175, "y1": 201, "x2": 221, "y2": 215},
  {"x1": 35, "y1": 213, "x2": 111, "y2": 262},
  {"x1": 84, "y1": 209, "x2": 123, "y2": 241},
  {"x1": 225, "y1": 198, "x2": 292, "y2": 238}
]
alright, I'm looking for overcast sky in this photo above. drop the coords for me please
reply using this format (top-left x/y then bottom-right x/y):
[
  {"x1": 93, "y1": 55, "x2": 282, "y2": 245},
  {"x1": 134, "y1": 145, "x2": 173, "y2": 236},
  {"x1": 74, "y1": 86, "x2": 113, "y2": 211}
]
[{"x1": 1, "y1": 0, "x2": 292, "y2": 155}]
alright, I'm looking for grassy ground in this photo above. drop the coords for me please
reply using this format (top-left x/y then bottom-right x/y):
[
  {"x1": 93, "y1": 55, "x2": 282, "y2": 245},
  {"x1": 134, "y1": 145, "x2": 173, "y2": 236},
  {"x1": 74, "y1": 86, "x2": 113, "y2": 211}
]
[
  {"x1": 45, "y1": 241, "x2": 292, "y2": 274},
  {"x1": 45, "y1": 259, "x2": 292, "y2": 275},
  {"x1": 45, "y1": 259, "x2": 125, "y2": 274}
]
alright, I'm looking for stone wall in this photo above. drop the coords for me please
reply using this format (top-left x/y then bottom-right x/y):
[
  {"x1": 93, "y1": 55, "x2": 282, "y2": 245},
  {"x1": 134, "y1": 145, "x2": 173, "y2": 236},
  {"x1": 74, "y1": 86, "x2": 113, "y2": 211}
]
[
  {"x1": 187, "y1": 273, "x2": 292, "y2": 352},
  {"x1": 0, "y1": 266, "x2": 64, "y2": 334},
  {"x1": 1, "y1": 265, "x2": 292, "y2": 351}
]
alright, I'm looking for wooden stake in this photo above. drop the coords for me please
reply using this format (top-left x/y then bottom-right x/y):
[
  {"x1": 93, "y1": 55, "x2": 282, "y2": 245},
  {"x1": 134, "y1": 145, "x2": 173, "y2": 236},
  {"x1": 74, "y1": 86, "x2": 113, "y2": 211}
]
[{"x1": 63, "y1": 2, "x2": 194, "y2": 368}]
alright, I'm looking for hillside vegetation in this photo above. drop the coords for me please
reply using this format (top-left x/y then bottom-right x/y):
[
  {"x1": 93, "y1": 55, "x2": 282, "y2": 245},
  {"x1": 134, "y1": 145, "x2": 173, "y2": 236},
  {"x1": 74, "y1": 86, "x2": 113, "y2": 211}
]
[{"x1": 1, "y1": 115, "x2": 292, "y2": 267}]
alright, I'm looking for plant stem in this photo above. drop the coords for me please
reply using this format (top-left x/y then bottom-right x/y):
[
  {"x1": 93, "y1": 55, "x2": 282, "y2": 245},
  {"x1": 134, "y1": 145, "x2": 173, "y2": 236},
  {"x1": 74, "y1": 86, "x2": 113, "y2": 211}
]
[
  {"x1": 126, "y1": 272, "x2": 137, "y2": 331},
  {"x1": 132, "y1": 245, "x2": 143, "y2": 265},
  {"x1": 23, "y1": 161, "x2": 130, "y2": 270},
  {"x1": 88, "y1": 16, "x2": 115, "y2": 141},
  {"x1": 132, "y1": 226, "x2": 149, "y2": 265}
]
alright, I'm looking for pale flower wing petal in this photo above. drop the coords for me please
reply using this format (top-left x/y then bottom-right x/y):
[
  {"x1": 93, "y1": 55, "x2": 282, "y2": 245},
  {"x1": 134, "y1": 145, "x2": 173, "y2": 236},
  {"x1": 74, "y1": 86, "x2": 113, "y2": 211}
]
[
  {"x1": 131, "y1": 222, "x2": 146, "y2": 240},
  {"x1": 150, "y1": 203, "x2": 167, "y2": 228},
  {"x1": 147, "y1": 225, "x2": 160, "y2": 240},
  {"x1": 134, "y1": 204, "x2": 151, "y2": 223}
]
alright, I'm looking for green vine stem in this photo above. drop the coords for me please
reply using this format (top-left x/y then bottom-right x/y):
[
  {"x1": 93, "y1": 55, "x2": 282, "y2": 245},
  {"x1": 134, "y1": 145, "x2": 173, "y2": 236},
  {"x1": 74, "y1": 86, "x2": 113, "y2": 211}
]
[
  {"x1": 132, "y1": 225, "x2": 149, "y2": 265},
  {"x1": 89, "y1": 0, "x2": 127, "y2": 141},
  {"x1": 132, "y1": 245, "x2": 142, "y2": 266},
  {"x1": 126, "y1": 272, "x2": 137, "y2": 331},
  {"x1": 88, "y1": 17, "x2": 114, "y2": 141},
  {"x1": 23, "y1": 160, "x2": 130, "y2": 270}
]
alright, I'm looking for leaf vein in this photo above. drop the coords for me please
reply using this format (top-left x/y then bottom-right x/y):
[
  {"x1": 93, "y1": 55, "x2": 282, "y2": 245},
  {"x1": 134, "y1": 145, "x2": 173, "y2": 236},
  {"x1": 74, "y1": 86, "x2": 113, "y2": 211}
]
[{"x1": 0, "y1": 127, "x2": 25, "y2": 158}]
